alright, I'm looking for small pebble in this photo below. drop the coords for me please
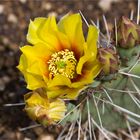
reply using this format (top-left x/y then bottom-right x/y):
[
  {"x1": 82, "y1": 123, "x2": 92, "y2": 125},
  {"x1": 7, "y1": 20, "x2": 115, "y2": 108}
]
[
  {"x1": 2, "y1": 37, "x2": 10, "y2": 45},
  {"x1": 0, "y1": 79, "x2": 5, "y2": 91},
  {"x1": 24, "y1": 138, "x2": 31, "y2": 140},
  {"x1": 87, "y1": 4, "x2": 93, "y2": 11},
  {"x1": 2, "y1": 76, "x2": 10, "y2": 84},
  {"x1": 19, "y1": 0, "x2": 27, "y2": 4},
  {"x1": 8, "y1": 13, "x2": 18, "y2": 24},
  {"x1": 43, "y1": 2, "x2": 52, "y2": 10},
  {"x1": 98, "y1": 0, "x2": 120, "y2": 12},
  {"x1": 0, "y1": 45, "x2": 5, "y2": 51},
  {"x1": 0, "y1": 5, "x2": 4, "y2": 14},
  {"x1": 38, "y1": 134, "x2": 54, "y2": 140}
]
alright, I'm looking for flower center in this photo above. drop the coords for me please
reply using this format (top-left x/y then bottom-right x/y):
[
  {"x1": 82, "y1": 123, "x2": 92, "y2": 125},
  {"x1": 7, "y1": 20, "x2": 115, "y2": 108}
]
[{"x1": 48, "y1": 49, "x2": 77, "y2": 79}]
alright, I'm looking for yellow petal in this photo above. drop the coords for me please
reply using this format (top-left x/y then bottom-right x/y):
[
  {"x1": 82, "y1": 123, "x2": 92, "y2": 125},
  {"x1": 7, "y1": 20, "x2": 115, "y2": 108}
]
[
  {"x1": 72, "y1": 61, "x2": 101, "y2": 88},
  {"x1": 61, "y1": 88, "x2": 82, "y2": 99},
  {"x1": 27, "y1": 16, "x2": 69, "y2": 52},
  {"x1": 47, "y1": 88, "x2": 63, "y2": 99},
  {"x1": 76, "y1": 26, "x2": 99, "y2": 74},
  {"x1": 27, "y1": 18, "x2": 47, "y2": 44},
  {"x1": 49, "y1": 99, "x2": 66, "y2": 121},
  {"x1": 86, "y1": 25, "x2": 99, "y2": 59},
  {"x1": 20, "y1": 44, "x2": 52, "y2": 76},
  {"x1": 20, "y1": 43, "x2": 53, "y2": 59},
  {"x1": 26, "y1": 59, "x2": 49, "y2": 78},
  {"x1": 25, "y1": 73, "x2": 46, "y2": 90},
  {"x1": 53, "y1": 31, "x2": 71, "y2": 50},
  {"x1": 24, "y1": 91, "x2": 48, "y2": 106},
  {"x1": 47, "y1": 74, "x2": 71, "y2": 88},
  {"x1": 17, "y1": 54, "x2": 27, "y2": 73},
  {"x1": 87, "y1": 61, "x2": 102, "y2": 79},
  {"x1": 26, "y1": 61, "x2": 41, "y2": 75},
  {"x1": 47, "y1": 87, "x2": 81, "y2": 99},
  {"x1": 27, "y1": 17, "x2": 57, "y2": 45},
  {"x1": 76, "y1": 43, "x2": 93, "y2": 74},
  {"x1": 17, "y1": 54, "x2": 46, "y2": 90},
  {"x1": 36, "y1": 16, "x2": 70, "y2": 51},
  {"x1": 58, "y1": 13, "x2": 85, "y2": 58}
]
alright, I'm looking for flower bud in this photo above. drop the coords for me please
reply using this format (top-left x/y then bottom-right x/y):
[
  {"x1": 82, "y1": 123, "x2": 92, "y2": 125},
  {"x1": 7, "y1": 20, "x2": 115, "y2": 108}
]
[
  {"x1": 97, "y1": 47, "x2": 119, "y2": 75},
  {"x1": 117, "y1": 16, "x2": 140, "y2": 48},
  {"x1": 24, "y1": 89, "x2": 66, "y2": 126}
]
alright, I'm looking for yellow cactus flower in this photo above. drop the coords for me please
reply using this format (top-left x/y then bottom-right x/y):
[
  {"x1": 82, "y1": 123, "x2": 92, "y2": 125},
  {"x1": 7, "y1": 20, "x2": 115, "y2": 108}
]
[
  {"x1": 24, "y1": 89, "x2": 66, "y2": 125},
  {"x1": 17, "y1": 13, "x2": 101, "y2": 99}
]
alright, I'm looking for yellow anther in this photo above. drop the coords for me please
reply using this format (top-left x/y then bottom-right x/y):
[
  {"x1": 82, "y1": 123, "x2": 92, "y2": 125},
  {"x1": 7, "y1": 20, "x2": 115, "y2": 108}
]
[{"x1": 48, "y1": 49, "x2": 77, "y2": 79}]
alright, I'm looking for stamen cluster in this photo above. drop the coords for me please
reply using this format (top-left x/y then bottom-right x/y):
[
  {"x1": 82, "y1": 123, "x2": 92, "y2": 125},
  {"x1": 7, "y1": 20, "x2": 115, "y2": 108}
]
[{"x1": 48, "y1": 49, "x2": 77, "y2": 79}]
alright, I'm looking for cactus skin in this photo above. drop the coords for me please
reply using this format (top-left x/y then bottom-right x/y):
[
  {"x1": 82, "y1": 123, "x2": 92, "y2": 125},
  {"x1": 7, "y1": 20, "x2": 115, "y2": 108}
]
[
  {"x1": 60, "y1": 45, "x2": 140, "y2": 131},
  {"x1": 58, "y1": 17, "x2": 140, "y2": 137},
  {"x1": 117, "y1": 45, "x2": 140, "y2": 67},
  {"x1": 97, "y1": 44, "x2": 140, "y2": 130},
  {"x1": 117, "y1": 16, "x2": 140, "y2": 48}
]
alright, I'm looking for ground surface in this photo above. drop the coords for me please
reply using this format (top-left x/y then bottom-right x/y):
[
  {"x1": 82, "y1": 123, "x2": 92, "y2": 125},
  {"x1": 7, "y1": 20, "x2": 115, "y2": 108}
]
[{"x1": 0, "y1": 0, "x2": 139, "y2": 140}]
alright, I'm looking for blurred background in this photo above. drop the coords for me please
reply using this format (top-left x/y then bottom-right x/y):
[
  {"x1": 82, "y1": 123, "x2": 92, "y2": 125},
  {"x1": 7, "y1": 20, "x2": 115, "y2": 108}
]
[{"x1": 0, "y1": 0, "x2": 138, "y2": 140}]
